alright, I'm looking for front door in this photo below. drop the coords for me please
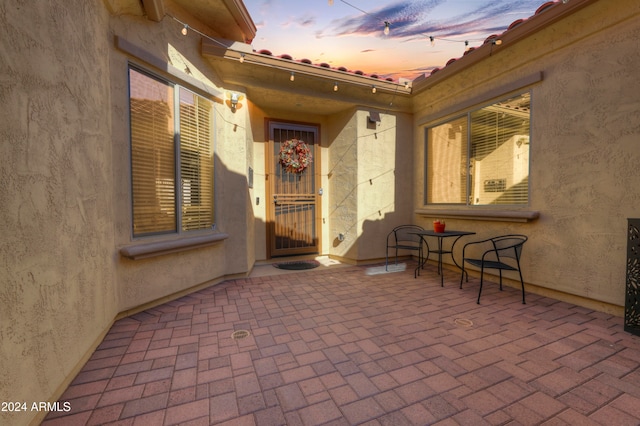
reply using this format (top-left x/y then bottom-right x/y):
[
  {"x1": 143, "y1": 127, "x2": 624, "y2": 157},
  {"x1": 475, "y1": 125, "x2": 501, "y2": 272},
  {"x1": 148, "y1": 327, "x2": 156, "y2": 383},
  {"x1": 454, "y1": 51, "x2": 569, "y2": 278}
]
[{"x1": 267, "y1": 121, "x2": 320, "y2": 257}]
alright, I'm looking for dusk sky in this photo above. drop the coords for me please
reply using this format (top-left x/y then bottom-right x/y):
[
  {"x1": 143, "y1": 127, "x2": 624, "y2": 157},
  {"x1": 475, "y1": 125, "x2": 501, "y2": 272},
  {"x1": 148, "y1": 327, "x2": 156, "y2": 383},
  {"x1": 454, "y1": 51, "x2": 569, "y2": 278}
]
[{"x1": 244, "y1": 0, "x2": 548, "y2": 80}]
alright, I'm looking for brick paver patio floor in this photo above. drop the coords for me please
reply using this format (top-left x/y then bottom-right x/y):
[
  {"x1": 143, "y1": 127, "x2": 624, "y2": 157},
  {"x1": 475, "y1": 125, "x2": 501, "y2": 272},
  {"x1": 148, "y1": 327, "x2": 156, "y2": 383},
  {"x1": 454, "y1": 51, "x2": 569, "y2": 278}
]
[{"x1": 42, "y1": 261, "x2": 640, "y2": 425}]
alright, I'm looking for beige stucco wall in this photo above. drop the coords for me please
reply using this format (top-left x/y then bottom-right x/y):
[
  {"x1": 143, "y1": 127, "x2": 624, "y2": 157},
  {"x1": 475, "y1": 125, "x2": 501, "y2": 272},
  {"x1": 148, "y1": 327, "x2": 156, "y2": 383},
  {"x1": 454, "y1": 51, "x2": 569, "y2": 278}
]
[
  {"x1": 108, "y1": 6, "x2": 256, "y2": 312},
  {"x1": 329, "y1": 108, "x2": 415, "y2": 261},
  {"x1": 0, "y1": 1, "x2": 116, "y2": 425},
  {"x1": 412, "y1": 0, "x2": 640, "y2": 309},
  {"x1": 1, "y1": 1, "x2": 257, "y2": 424}
]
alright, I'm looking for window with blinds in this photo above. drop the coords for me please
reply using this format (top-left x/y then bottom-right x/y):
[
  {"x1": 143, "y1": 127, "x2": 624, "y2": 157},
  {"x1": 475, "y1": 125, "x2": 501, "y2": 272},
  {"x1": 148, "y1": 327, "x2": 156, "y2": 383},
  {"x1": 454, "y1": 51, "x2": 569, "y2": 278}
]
[
  {"x1": 129, "y1": 67, "x2": 215, "y2": 237},
  {"x1": 426, "y1": 92, "x2": 530, "y2": 206}
]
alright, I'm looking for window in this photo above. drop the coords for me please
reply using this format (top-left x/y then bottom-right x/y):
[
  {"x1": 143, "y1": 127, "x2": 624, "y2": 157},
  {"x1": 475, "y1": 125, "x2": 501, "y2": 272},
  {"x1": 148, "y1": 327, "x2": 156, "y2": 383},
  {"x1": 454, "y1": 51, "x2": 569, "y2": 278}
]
[
  {"x1": 426, "y1": 92, "x2": 530, "y2": 206},
  {"x1": 129, "y1": 67, "x2": 214, "y2": 237}
]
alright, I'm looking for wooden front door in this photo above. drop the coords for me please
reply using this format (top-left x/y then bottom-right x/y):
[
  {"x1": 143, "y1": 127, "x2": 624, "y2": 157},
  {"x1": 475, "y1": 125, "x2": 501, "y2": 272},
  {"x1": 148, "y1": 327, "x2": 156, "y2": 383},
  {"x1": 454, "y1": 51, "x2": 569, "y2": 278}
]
[{"x1": 268, "y1": 121, "x2": 320, "y2": 257}]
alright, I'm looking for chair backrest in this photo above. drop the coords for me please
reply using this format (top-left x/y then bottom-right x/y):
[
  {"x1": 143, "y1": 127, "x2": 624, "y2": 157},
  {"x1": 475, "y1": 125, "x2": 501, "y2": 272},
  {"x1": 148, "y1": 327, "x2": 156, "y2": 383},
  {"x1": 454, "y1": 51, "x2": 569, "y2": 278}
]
[
  {"x1": 390, "y1": 225, "x2": 424, "y2": 245},
  {"x1": 491, "y1": 235, "x2": 527, "y2": 262}
]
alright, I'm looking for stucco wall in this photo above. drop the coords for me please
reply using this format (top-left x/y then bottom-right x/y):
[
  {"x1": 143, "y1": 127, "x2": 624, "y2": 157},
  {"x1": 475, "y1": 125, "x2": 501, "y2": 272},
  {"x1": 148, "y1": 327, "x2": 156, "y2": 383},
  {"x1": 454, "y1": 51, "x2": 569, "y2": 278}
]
[
  {"x1": 108, "y1": 9, "x2": 254, "y2": 312},
  {"x1": 1, "y1": 2, "x2": 258, "y2": 424},
  {"x1": 412, "y1": 0, "x2": 640, "y2": 308},
  {"x1": 0, "y1": 1, "x2": 116, "y2": 425},
  {"x1": 357, "y1": 110, "x2": 415, "y2": 260},
  {"x1": 328, "y1": 109, "x2": 415, "y2": 261},
  {"x1": 329, "y1": 109, "x2": 360, "y2": 258}
]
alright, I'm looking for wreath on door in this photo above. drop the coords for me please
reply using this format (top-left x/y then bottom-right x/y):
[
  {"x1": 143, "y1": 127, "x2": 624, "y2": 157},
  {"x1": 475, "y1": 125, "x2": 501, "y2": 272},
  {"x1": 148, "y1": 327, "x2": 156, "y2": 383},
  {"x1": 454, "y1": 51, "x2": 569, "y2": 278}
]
[{"x1": 278, "y1": 139, "x2": 313, "y2": 174}]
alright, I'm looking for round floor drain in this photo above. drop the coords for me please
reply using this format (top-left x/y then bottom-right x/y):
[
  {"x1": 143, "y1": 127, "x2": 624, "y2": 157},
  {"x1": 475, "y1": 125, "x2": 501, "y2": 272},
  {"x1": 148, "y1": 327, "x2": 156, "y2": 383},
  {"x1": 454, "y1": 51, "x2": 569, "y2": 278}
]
[
  {"x1": 454, "y1": 318, "x2": 474, "y2": 327},
  {"x1": 231, "y1": 330, "x2": 250, "y2": 340}
]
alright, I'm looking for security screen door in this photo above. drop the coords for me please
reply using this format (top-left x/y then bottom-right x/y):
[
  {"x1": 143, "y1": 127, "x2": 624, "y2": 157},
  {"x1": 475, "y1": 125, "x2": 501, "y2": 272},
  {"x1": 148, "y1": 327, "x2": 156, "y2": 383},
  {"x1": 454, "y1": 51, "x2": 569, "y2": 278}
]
[{"x1": 268, "y1": 121, "x2": 319, "y2": 257}]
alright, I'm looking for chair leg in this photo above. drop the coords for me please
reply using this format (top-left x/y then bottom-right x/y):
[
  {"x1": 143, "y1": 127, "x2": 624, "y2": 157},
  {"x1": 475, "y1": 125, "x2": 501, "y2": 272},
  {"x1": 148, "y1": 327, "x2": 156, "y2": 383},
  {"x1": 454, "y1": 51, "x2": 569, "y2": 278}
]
[
  {"x1": 498, "y1": 270, "x2": 503, "y2": 291},
  {"x1": 477, "y1": 266, "x2": 485, "y2": 304},
  {"x1": 518, "y1": 269, "x2": 526, "y2": 304}
]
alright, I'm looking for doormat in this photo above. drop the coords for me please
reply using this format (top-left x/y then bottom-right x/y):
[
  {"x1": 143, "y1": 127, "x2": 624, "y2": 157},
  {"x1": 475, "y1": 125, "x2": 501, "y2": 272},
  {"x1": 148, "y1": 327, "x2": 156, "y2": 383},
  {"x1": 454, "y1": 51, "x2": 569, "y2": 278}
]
[{"x1": 273, "y1": 260, "x2": 321, "y2": 270}]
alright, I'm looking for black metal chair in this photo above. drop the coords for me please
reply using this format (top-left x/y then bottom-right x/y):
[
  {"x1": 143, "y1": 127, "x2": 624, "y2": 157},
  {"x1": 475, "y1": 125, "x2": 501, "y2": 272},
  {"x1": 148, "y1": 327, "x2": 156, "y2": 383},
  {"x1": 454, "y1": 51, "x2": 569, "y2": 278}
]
[
  {"x1": 459, "y1": 234, "x2": 528, "y2": 304},
  {"x1": 386, "y1": 225, "x2": 424, "y2": 275}
]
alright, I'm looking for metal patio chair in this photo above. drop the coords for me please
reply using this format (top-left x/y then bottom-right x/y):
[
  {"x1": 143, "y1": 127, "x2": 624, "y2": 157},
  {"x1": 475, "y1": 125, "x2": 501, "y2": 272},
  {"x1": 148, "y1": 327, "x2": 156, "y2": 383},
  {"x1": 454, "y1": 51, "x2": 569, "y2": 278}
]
[
  {"x1": 459, "y1": 234, "x2": 528, "y2": 304},
  {"x1": 386, "y1": 225, "x2": 424, "y2": 275}
]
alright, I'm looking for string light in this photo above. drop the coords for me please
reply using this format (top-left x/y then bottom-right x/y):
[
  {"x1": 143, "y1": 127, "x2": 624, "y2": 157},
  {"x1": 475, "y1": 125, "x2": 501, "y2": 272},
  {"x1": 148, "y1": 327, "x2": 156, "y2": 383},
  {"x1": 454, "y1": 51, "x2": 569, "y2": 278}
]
[
  {"x1": 372, "y1": 85, "x2": 377, "y2": 94},
  {"x1": 166, "y1": 14, "x2": 412, "y2": 96},
  {"x1": 328, "y1": 0, "x2": 501, "y2": 57}
]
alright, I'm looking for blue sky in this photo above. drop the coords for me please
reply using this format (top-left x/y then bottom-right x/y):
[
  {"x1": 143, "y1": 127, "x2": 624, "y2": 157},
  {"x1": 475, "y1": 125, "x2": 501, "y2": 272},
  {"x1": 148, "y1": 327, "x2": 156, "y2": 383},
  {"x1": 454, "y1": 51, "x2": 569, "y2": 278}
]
[{"x1": 244, "y1": 0, "x2": 548, "y2": 80}]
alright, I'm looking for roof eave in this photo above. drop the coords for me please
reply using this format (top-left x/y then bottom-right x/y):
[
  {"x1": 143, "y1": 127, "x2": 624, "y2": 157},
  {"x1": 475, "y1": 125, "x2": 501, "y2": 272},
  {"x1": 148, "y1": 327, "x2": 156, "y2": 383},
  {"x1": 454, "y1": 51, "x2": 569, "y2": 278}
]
[
  {"x1": 201, "y1": 38, "x2": 412, "y2": 95},
  {"x1": 412, "y1": 0, "x2": 600, "y2": 94}
]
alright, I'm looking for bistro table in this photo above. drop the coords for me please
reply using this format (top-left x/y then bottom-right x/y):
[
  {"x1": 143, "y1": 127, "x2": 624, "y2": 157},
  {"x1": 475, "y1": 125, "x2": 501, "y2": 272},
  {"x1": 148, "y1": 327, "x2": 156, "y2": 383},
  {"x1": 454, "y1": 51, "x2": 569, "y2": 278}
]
[{"x1": 411, "y1": 230, "x2": 476, "y2": 287}]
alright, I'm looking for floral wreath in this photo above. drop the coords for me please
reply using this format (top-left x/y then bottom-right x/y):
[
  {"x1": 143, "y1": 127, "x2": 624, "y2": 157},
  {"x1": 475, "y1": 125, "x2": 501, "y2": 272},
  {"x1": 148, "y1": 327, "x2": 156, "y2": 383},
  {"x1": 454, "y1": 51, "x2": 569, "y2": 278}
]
[{"x1": 279, "y1": 139, "x2": 312, "y2": 174}]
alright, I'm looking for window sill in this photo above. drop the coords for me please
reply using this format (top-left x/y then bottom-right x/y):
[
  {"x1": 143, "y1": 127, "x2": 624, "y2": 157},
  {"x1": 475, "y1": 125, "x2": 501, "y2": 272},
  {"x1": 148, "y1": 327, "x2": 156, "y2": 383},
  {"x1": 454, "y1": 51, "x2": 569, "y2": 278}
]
[
  {"x1": 119, "y1": 232, "x2": 229, "y2": 260},
  {"x1": 415, "y1": 208, "x2": 539, "y2": 223}
]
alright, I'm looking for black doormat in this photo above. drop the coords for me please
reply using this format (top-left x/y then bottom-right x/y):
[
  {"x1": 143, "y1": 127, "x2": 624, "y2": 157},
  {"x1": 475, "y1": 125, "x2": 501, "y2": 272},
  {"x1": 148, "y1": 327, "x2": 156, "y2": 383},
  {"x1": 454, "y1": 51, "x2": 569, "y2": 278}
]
[{"x1": 272, "y1": 260, "x2": 321, "y2": 270}]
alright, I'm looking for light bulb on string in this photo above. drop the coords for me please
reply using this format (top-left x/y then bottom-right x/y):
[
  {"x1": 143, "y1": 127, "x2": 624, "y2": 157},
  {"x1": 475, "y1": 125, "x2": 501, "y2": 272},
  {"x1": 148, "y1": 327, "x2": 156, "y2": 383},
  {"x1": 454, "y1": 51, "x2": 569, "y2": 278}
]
[
  {"x1": 372, "y1": 86, "x2": 377, "y2": 94},
  {"x1": 290, "y1": 72, "x2": 295, "y2": 82},
  {"x1": 333, "y1": 82, "x2": 339, "y2": 92},
  {"x1": 181, "y1": 24, "x2": 188, "y2": 36},
  {"x1": 383, "y1": 22, "x2": 390, "y2": 35},
  {"x1": 239, "y1": 53, "x2": 245, "y2": 63}
]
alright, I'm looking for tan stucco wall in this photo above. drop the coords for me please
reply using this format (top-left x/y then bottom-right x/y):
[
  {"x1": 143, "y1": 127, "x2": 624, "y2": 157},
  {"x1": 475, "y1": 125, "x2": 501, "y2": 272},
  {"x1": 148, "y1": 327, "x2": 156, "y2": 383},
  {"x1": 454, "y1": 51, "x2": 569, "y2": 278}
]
[
  {"x1": 328, "y1": 108, "x2": 415, "y2": 261},
  {"x1": 1, "y1": 1, "x2": 258, "y2": 424},
  {"x1": 0, "y1": 2, "x2": 117, "y2": 425},
  {"x1": 412, "y1": 0, "x2": 640, "y2": 308},
  {"x1": 108, "y1": 9, "x2": 252, "y2": 311}
]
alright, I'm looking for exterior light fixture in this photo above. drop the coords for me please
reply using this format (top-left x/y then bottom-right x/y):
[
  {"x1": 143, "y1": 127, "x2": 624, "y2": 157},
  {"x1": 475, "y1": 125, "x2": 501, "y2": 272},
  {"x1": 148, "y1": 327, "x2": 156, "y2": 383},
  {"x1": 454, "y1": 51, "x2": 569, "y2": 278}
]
[
  {"x1": 290, "y1": 72, "x2": 295, "y2": 82},
  {"x1": 239, "y1": 53, "x2": 245, "y2": 63},
  {"x1": 383, "y1": 21, "x2": 390, "y2": 35},
  {"x1": 333, "y1": 82, "x2": 339, "y2": 92},
  {"x1": 230, "y1": 93, "x2": 239, "y2": 109},
  {"x1": 181, "y1": 24, "x2": 188, "y2": 36},
  {"x1": 492, "y1": 39, "x2": 503, "y2": 46},
  {"x1": 372, "y1": 86, "x2": 377, "y2": 94}
]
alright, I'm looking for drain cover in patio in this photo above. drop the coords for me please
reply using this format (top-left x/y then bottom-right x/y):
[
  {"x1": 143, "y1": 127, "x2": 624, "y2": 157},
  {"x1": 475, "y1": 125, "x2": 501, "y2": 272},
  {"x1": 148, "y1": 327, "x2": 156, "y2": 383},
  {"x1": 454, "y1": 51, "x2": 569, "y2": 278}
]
[{"x1": 272, "y1": 260, "x2": 320, "y2": 270}]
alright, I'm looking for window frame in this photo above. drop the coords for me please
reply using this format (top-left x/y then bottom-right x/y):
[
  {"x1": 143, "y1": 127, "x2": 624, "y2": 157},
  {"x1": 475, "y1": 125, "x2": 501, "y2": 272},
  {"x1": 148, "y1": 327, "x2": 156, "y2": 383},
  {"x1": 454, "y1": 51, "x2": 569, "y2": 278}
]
[
  {"x1": 425, "y1": 91, "x2": 532, "y2": 207},
  {"x1": 128, "y1": 65, "x2": 216, "y2": 238}
]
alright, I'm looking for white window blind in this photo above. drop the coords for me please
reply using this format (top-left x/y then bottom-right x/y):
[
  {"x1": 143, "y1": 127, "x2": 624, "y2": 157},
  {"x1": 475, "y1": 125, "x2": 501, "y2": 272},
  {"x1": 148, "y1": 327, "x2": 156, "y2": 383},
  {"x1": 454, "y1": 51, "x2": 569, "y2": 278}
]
[
  {"x1": 129, "y1": 69, "x2": 176, "y2": 235},
  {"x1": 179, "y1": 88, "x2": 214, "y2": 231},
  {"x1": 426, "y1": 92, "x2": 530, "y2": 206},
  {"x1": 129, "y1": 67, "x2": 215, "y2": 237},
  {"x1": 427, "y1": 117, "x2": 468, "y2": 204}
]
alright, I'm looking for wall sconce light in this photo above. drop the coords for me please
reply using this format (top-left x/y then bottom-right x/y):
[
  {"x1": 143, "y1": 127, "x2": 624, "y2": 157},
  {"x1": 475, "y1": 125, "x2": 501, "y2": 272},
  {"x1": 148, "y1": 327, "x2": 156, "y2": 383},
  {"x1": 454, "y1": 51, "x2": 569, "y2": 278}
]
[{"x1": 226, "y1": 93, "x2": 244, "y2": 111}]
